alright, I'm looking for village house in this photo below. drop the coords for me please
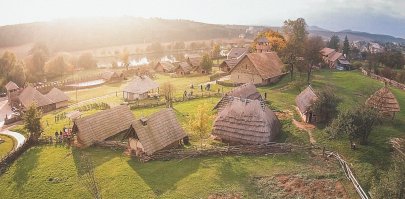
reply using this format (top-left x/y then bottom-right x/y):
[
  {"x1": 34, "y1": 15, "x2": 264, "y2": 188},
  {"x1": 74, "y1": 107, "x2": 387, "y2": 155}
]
[
  {"x1": 174, "y1": 62, "x2": 193, "y2": 76},
  {"x1": 72, "y1": 105, "x2": 135, "y2": 147},
  {"x1": 320, "y1": 47, "x2": 351, "y2": 70},
  {"x1": 123, "y1": 76, "x2": 159, "y2": 101},
  {"x1": 219, "y1": 47, "x2": 249, "y2": 72},
  {"x1": 229, "y1": 52, "x2": 286, "y2": 85},
  {"x1": 214, "y1": 83, "x2": 263, "y2": 112},
  {"x1": 154, "y1": 61, "x2": 177, "y2": 73},
  {"x1": 212, "y1": 98, "x2": 281, "y2": 144},
  {"x1": 5, "y1": 81, "x2": 20, "y2": 107},
  {"x1": 366, "y1": 85, "x2": 400, "y2": 119},
  {"x1": 101, "y1": 71, "x2": 124, "y2": 83},
  {"x1": 227, "y1": 47, "x2": 248, "y2": 60},
  {"x1": 126, "y1": 108, "x2": 187, "y2": 156},
  {"x1": 295, "y1": 86, "x2": 318, "y2": 123},
  {"x1": 18, "y1": 86, "x2": 55, "y2": 112},
  {"x1": 219, "y1": 59, "x2": 241, "y2": 72},
  {"x1": 256, "y1": 37, "x2": 271, "y2": 53},
  {"x1": 186, "y1": 54, "x2": 206, "y2": 74},
  {"x1": 45, "y1": 87, "x2": 70, "y2": 109}
]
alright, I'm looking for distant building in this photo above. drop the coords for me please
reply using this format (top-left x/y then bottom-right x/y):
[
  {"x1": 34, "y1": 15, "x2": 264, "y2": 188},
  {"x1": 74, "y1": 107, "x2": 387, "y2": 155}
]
[
  {"x1": 219, "y1": 59, "x2": 241, "y2": 72},
  {"x1": 186, "y1": 54, "x2": 206, "y2": 74},
  {"x1": 214, "y1": 83, "x2": 263, "y2": 112},
  {"x1": 101, "y1": 71, "x2": 123, "y2": 82},
  {"x1": 256, "y1": 37, "x2": 271, "y2": 53},
  {"x1": 229, "y1": 52, "x2": 285, "y2": 85},
  {"x1": 154, "y1": 61, "x2": 177, "y2": 73},
  {"x1": 366, "y1": 86, "x2": 400, "y2": 119},
  {"x1": 18, "y1": 86, "x2": 55, "y2": 112},
  {"x1": 295, "y1": 86, "x2": 318, "y2": 123},
  {"x1": 227, "y1": 47, "x2": 248, "y2": 60},
  {"x1": 5, "y1": 81, "x2": 20, "y2": 106},
  {"x1": 320, "y1": 48, "x2": 351, "y2": 70},
  {"x1": 45, "y1": 87, "x2": 70, "y2": 109},
  {"x1": 174, "y1": 62, "x2": 192, "y2": 76},
  {"x1": 123, "y1": 76, "x2": 159, "y2": 101}
]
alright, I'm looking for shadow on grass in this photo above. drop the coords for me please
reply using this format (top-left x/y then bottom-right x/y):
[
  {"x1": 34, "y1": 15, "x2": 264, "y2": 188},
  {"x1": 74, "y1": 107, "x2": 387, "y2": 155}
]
[
  {"x1": 12, "y1": 146, "x2": 42, "y2": 191},
  {"x1": 127, "y1": 158, "x2": 201, "y2": 196}
]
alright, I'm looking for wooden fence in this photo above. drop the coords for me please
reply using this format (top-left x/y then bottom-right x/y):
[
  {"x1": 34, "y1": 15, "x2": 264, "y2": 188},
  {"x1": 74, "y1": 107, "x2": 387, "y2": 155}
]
[
  {"x1": 326, "y1": 151, "x2": 370, "y2": 199},
  {"x1": 361, "y1": 67, "x2": 405, "y2": 91}
]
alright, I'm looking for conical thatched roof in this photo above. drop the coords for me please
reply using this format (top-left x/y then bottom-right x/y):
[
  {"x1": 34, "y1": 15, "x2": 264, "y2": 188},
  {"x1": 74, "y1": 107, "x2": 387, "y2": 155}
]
[
  {"x1": 18, "y1": 86, "x2": 54, "y2": 108},
  {"x1": 123, "y1": 76, "x2": 159, "y2": 94},
  {"x1": 366, "y1": 86, "x2": 400, "y2": 113},
  {"x1": 214, "y1": 83, "x2": 263, "y2": 111},
  {"x1": 45, "y1": 87, "x2": 70, "y2": 103},
  {"x1": 212, "y1": 98, "x2": 281, "y2": 144},
  {"x1": 5, "y1": 81, "x2": 19, "y2": 90},
  {"x1": 296, "y1": 86, "x2": 318, "y2": 114}
]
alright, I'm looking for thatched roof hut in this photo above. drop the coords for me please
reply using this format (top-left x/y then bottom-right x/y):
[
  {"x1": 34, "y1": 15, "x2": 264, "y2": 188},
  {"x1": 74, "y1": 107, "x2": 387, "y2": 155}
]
[
  {"x1": 366, "y1": 86, "x2": 400, "y2": 116},
  {"x1": 154, "y1": 61, "x2": 177, "y2": 73},
  {"x1": 5, "y1": 81, "x2": 19, "y2": 91},
  {"x1": 45, "y1": 87, "x2": 70, "y2": 108},
  {"x1": 127, "y1": 108, "x2": 186, "y2": 155},
  {"x1": 101, "y1": 71, "x2": 122, "y2": 82},
  {"x1": 73, "y1": 105, "x2": 135, "y2": 147},
  {"x1": 18, "y1": 86, "x2": 54, "y2": 111},
  {"x1": 123, "y1": 76, "x2": 159, "y2": 100},
  {"x1": 295, "y1": 86, "x2": 318, "y2": 123},
  {"x1": 214, "y1": 83, "x2": 262, "y2": 111},
  {"x1": 212, "y1": 98, "x2": 281, "y2": 144}
]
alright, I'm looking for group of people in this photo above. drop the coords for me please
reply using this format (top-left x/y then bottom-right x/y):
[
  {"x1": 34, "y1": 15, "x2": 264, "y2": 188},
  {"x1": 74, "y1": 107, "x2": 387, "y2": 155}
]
[{"x1": 54, "y1": 127, "x2": 73, "y2": 144}]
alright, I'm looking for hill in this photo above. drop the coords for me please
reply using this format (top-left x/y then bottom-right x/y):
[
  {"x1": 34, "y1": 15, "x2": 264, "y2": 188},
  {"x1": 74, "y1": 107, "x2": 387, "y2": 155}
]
[{"x1": 309, "y1": 29, "x2": 405, "y2": 43}]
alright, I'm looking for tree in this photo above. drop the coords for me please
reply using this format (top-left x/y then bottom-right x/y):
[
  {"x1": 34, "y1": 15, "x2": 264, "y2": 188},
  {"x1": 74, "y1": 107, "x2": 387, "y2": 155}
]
[
  {"x1": 254, "y1": 30, "x2": 286, "y2": 53},
  {"x1": 342, "y1": 35, "x2": 350, "y2": 57},
  {"x1": 328, "y1": 35, "x2": 340, "y2": 50},
  {"x1": 211, "y1": 44, "x2": 221, "y2": 60},
  {"x1": 26, "y1": 43, "x2": 49, "y2": 82},
  {"x1": 282, "y1": 18, "x2": 308, "y2": 80},
  {"x1": 327, "y1": 105, "x2": 380, "y2": 146},
  {"x1": 0, "y1": 51, "x2": 26, "y2": 87},
  {"x1": 161, "y1": 82, "x2": 175, "y2": 108},
  {"x1": 201, "y1": 54, "x2": 213, "y2": 73},
  {"x1": 119, "y1": 49, "x2": 130, "y2": 71},
  {"x1": 311, "y1": 87, "x2": 339, "y2": 124},
  {"x1": 186, "y1": 103, "x2": 214, "y2": 148},
  {"x1": 77, "y1": 52, "x2": 97, "y2": 70},
  {"x1": 44, "y1": 55, "x2": 73, "y2": 78},
  {"x1": 303, "y1": 36, "x2": 324, "y2": 84},
  {"x1": 23, "y1": 104, "x2": 43, "y2": 143}
]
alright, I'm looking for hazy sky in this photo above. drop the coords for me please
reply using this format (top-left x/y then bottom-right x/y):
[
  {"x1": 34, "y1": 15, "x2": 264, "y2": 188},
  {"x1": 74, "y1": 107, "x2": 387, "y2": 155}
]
[{"x1": 1, "y1": 0, "x2": 405, "y2": 37}]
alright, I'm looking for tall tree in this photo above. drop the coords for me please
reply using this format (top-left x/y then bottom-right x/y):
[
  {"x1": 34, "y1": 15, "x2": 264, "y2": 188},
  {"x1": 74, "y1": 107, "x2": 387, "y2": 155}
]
[
  {"x1": 186, "y1": 103, "x2": 214, "y2": 148},
  {"x1": 328, "y1": 35, "x2": 340, "y2": 50},
  {"x1": 26, "y1": 43, "x2": 50, "y2": 82},
  {"x1": 201, "y1": 54, "x2": 213, "y2": 73},
  {"x1": 254, "y1": 30, "x2": 286, "y2": 53},
  {"x1": 77, "y1": 52, "x2": 97, "y2": 69},
  {"x1": 303, "y1": 36, "x2": 324, "y2": 84},
  {"x1": 282, "y1": 18, "x2": 308, "y2": 80},
  {"x1": 211, "y1": 44, "x2": 221, "y2": 60},
  {"x1": 311, "y1": 87, "x2": 340, "y2": 124},
  {"x1": 161, "y1": 82, "x2": 175, "y2": 108},
  {"x1": 342, "y1": 35, "x2": 350, "y2": 58},
  {"x1": 119, "y1": 48, "x2": 130, "y2": 71},
  {"x1": 0, "y1": 51, "x2": 26, "y2": 87},
  {"x1": 44, "y1": 55, "x2": 73, "y2": 78},
  {"x1": 23, "y1": 104, "x2": 43, "y2": 143}
]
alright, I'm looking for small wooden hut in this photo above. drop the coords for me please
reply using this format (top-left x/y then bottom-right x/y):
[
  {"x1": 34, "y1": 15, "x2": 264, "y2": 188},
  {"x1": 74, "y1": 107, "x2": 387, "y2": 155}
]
[
  {"x1": 45, "y1": 87, "x2": 70, "y2": 109},
  {"x1": 214, "y1": 83, "x2": 263, "y2": 111},
  {"x1": 366, "y1": 86, "x2": 400, "y2": 118},
  {"x1": 175, "y1": 62, "x2": 193, "y2": 75},
  {"x1": 18, "y1": 86, "x2": 55, "y2": 112},
  {"x1": 212, "y1": 98, "x2": 281, "y2": 144},
  {"x1": 5, "y1": 81, "x2": 20, "y2": 105},
  {"x1": 72, "y1": 105, "x2": 135, "y2": 147},
  {"x1": 126, "y1": 108, "x2": 187, "y2": 156},
  {"x1": 295, "y1": 86, "x2": 318, "y2": 123},
  {"x1": 154, "y1": 61, "x2": 177, "y2": 73},
  {"x1": 123, "y1": 76, "x2": 159, "y2": 101},
  {"x1": 101, "y1": 71, "x2": 123, "y2": 82}
]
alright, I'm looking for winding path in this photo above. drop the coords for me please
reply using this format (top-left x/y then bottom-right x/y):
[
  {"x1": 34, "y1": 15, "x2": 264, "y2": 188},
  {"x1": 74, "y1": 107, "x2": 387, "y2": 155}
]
[
  {"x1": 292, "y1": 119, "x2": 317, "y2": 145},
  {"x1": 0, "y1": 130, "x2": 26, "y2": 149}
]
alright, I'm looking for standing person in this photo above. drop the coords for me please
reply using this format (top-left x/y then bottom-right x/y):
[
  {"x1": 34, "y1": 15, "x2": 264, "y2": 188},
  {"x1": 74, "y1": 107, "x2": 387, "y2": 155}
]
[
  {"x1": 55, "y1": 131, "x2": 59, "y2": 143},
  {"x1": 200, "y1": 84, "x2": 203, "y2": 91},
  {"x1": 59, "y1": 131, "x2": 63, "y2": 143}
]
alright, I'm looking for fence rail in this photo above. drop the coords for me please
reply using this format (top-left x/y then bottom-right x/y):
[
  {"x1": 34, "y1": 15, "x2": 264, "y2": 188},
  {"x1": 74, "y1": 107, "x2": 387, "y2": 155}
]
[{"x1": 361, "y1": 67, "x2": 405, "y2": 91}]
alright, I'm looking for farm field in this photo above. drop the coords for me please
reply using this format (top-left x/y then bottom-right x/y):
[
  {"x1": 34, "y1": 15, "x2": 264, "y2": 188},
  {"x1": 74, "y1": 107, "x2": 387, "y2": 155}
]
[{"x1": 2, "y1": 69, "x2": 405, "y2": 198}]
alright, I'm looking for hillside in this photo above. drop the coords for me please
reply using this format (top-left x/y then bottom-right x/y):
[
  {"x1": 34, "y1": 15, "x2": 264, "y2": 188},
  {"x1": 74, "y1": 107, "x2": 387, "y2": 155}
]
[
  {"x1": 0, "y1": 17, "x2": 245, "y2": 52},
  {"x1": 309, "y1": 29, "x2": 405, "y2": 43}
]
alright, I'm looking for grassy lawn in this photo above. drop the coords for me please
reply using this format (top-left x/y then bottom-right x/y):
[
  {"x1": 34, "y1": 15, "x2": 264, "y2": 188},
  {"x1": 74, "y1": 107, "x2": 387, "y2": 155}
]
[
  {"x1": 0, "y1": 135, "x2": 15, "y2": 158},
  {"x1": 3, "y1": 69, "x2": 404, "y2": 198}
]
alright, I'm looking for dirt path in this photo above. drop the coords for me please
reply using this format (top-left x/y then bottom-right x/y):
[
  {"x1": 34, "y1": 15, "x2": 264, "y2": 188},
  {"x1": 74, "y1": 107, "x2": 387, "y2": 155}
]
[{"x1": 292, "y1": 119, "x2": 317, "y2": 145}]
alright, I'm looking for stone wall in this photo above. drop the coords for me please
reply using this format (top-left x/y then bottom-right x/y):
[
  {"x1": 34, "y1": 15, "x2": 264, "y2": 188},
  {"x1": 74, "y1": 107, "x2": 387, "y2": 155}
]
[{"x1": 361, "y1": 67, "x2": 405, "y2": 90}]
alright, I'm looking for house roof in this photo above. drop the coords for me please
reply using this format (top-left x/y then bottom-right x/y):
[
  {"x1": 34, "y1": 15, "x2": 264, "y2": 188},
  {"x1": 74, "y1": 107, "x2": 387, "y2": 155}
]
[
  {"x1": 5, "y1": 81, "x2": 19, "y2": 91},
  {"x1": 176, "y1": 62, "x2": 193, "y2": 73},
  {"x1": 220, "y1": 58, "x2": 242, "y2": 70},
  {"x1": 129, "y1": 108, "x2": 187, "y2": 155},
  {"x1": 320, "y1": 48, "x2": 336, "y2": 56},
  {"x1": 338, "y1": 59, "x2": 351, "y2": 65},
  {"x1": 295, "y1": 86, "x2": 318, "y2": 114},
  {"x1": 155, "y1": 61, "x2": 177, "y2": 72},
  {"x1": 73, "y1": 105, "x2": 135, "y2": 147},
  {"x1": 45, "y1": 87, "x2": 70, "y2": 103},
  {"x1": 227, "y1": 47, "x2": 248, "y2": 59},
  {"x1": 18, "y1": 86, "x2": 54, "y2": 108},
  {"x1": 101, "y1": 71, "x2": 120, "y2": 81},
  {"x1": 123, "y1": 76, "x2": 159, "y2": 94},
  {"x1": 186, "y1": 54, "x2": 202, "y2": 67},
  {"x1": 231, "y1": 52, "x2": 285, "y2": 80},
  {"x1": 212, "y1": 99, "x2": 281, "y2": 144},
  {"x1": 366, "y1": 86, "x2": 400, "y2": 113},
  {"x1": 257, "y1": 37, "x2": 269, "y2": 43},
  {"x1": 328, "y1": 52, "x2": 343, "y2": 62},
  {"x1": 214, "y1": 83, "x2": 262, "y2": 111}
]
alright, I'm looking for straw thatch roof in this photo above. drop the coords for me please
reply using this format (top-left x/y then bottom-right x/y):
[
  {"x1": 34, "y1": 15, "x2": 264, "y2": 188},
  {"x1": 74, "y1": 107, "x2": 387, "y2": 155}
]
[
  {"x1": 296, "y1": 86, "x2": 318, "y2": 114},
  {"x1": 212, "y1": 99, "x2": 281, "y2": 144},
  {"x1": 220, "y1": 59, "x2": 241, "y2": 71},
  {"x1": 123, "y1": 76, "x2": 159, "y2": 94},
  {"x1": 186, "y1": 54, "x2": 202, "y2": 68},
  {"x1": 101, "y1": 71, "x2": 121, "y2": 81},
  {"x1": 366, "y1": 86, "x2": 400, "y2": 113},
  {"x1": 128, "y1": 108, "x2": 186, "y2": 155},
  {"x1": 155, "y1": 61, "x2": 177, "y2": 72},
  {"x1": 176, "y1": 62, "x2": 193, "y2": 73},
  {"x1": 73, "y1": 105, "x2": 135, "y2": 147},
  {"x1": 5, "y1": 81, "x2": 19, "y2": 91},
  {"x1": 231, "y1": 52, "x2": 285, "y2": 80},
  {"x1": 257, "y1": 37, "x2": 269, "y2": 43},
  {"x1": 227, "y1": 47, "x2": 248, "y2": 59},
  {"x1": 18, "y1": 86, "x2": 54, "y2": 108},
  {"x1": 214, "y1": 83, "x2": 263, "y2": 111},
  {"x1": 45, "y1": 87, "x2": 70, "y2": 103},
  {"x1": 320, "y1": 48, "x2": 336, "y2": 56}
]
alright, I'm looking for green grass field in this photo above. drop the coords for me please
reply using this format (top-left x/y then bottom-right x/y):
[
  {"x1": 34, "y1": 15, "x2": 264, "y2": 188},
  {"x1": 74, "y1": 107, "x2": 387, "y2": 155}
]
[
  {"x1": 0, "y1": 135, "x2": 15, "y2": 158},
  {"x1": 2, "y1": 69, "x2": 405, "y2": 198}
]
